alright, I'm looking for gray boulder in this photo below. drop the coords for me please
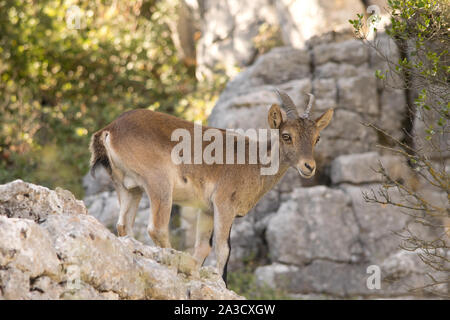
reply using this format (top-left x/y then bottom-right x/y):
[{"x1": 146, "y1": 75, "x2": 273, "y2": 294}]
[
  {"x1": 0, "y1": 179, "x2": 87, "y2": 222},
  {"x1": 196, "y1": 0, "x2": 366, "y2": 77},
  {"x1": 330, "y1": 152, "x2": 408, "y2": 185},
  {"x1": 266, "y1": 186, "x2": 360, "y2": 265},
  {"x1": 82, "y1": 166, "x2": 113, "y2": 197},
  {"x1": 340, "y1": 183, "x2": 409, "y2": 260},
  {"x1": 255, "y1": 261, "x2": 371, "y2": 297},
  {"x1": 254, "y1": 257, "x2": 434, "y2": 297}
]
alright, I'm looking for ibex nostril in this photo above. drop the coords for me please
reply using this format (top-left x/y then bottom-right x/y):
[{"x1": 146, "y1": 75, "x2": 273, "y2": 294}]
[{"x1": 304, "y1": 163, "x2": 315, "y2": 172}]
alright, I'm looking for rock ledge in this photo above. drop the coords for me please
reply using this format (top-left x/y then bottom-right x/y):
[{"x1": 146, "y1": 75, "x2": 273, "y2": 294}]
[{"x1": 0, "y1": 180, "x2": 242, "y2": 300}]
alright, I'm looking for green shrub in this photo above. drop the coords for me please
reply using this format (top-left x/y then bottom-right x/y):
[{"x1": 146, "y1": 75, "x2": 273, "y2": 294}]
[{"x1": 0, "y1": 0, "x2": 227, "y2": 197}]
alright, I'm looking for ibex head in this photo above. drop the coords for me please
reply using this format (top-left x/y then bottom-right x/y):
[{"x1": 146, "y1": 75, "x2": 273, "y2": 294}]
[{"x1": 268, "y1": 89, "x2": 334, "y2": 178}]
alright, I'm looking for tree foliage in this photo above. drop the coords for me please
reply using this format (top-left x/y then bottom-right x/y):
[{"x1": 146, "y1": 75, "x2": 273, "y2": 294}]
[{"x1": 0, "y1": 0, "x2": 226, "y2": 196}]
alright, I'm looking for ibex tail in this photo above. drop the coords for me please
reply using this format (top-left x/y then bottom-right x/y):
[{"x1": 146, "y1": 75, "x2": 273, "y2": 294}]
[{"x1": 89, "y1": 130, "x2": 111, "y2": 178}]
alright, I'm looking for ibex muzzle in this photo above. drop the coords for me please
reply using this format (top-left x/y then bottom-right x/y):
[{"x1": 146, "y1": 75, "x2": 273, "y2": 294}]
[{"x1": 89, "y1": 90, "x2": 333, "y2": 284}]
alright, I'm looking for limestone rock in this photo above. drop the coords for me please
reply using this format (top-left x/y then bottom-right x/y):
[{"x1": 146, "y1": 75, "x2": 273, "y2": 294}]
[
  {"x1": 196, "y1": 0, "x2": 278, "y2": 78},
  {"x1": 266, "y1": 186, "x2": 360, "y2": 265},
  {"x1": 82, "y1": 166, "x2": 113, "y2": 197},
  {"x1": 255, "y1": 261, "x2": 372, "y2": 297},
  {"x1": 313, "y1": 39, "x2": 369, "y2": 66},
  {"x1": 244, "y1": 47, "x2": 310, "y2": 86},
  {"x1": 319, "y1": 109, "x2": 378, "y2": 162},
  {"x1": 0, "y1": 216, "x2": 61, "y2": 280},
  {"x1": 0, "y1": 179, "x2": 87, "y2": 223},
  {"x1": 254, "y1": 255, "x2": 440, "y2": 298},
  {"x1": 314, "y1": 62, "x2": 369, "y2": 79},
  {"x1": 275, "y1": 0, "x2": 365, "y2": 49},
  {"x1": 330, "y1": 152, "x2": 407, "y2": 184},
  {"x1": 197, "y1": 0, "x2": 366, "y2": 77},
  {"x1": 276, "y1": 168, "x2": 304, "y2": 193},
  {"x1": 0, "y1": 180, "x2": 242, "y2": 300},
  {"x1": 339, "y1": 183, "x2": 410, "y2": 260},
  {"x1": 337, "y1": 72, "x2": 378, "y2": 115}
]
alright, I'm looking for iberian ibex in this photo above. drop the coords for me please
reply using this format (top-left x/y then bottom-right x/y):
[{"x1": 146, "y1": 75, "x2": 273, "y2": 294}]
[{"x1": 89, "y1": 90, "x2": 333, "y2": 283}]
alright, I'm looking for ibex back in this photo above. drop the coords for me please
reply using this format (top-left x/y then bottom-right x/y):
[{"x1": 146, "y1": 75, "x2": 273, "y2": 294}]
[{"x1": 89, "y1": 90, "x2": 333, "y2": 283}]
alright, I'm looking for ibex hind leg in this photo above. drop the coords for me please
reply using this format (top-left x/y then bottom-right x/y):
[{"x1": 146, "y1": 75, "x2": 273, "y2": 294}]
[
  {"x1": 115, "y1": 182, "x2": 142, "y2": 237},
  {"x1": 144, "y1": 180, "x2": 173, "y2": 248}
]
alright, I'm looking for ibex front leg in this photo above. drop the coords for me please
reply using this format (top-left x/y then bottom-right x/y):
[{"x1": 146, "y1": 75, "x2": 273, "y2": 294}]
[
  {"x1": 213, "y1": 201, "x2": 234, "y2": 284},
  {"x1": 193, "y1": 209, "x2": 214, "y2": 266}
]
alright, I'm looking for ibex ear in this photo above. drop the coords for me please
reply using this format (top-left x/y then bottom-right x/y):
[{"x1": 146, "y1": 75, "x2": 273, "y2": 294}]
[
  {"x1": 268, "y1": 104, "x2": 283, "y2": 129},
  {"x1": 315, "y1": 108, "x2": 334, "y2": 131}
]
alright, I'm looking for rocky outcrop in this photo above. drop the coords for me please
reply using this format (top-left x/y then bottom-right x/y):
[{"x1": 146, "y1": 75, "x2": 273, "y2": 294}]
[
  {"x1": 252, "y1": 153, "x2": 446, "y2": 298},
  {"x1": 208, "y1": 31, "x2": 406, "y2": 168},
  {"x1": 329, "y1": 152, "x2": 408, "y2": 185},
  {"x1": 0, "y1": 180, "x2": 242, "y2": 300},
  {"x1": 195, "y1": 0, "x2": 375, "y2": 78},
  {"x1": 266, "y1": 187, "x2": 359, "y2": 266},
  {"x1": 196, "y1": 0, "x2": 278, "y2": 78}
]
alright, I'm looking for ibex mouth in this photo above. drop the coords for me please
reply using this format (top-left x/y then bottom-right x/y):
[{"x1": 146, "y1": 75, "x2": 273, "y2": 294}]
[{"x1": 297, "y1": 168, "x2": 314, "y2": 179}]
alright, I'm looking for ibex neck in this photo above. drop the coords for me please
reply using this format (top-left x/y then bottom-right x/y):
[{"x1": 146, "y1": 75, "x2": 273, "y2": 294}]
[
  {"x1": 261, "y1": 160, "x2": 290, "y2": 190},
  {"x1": 255, "y1": 135, "x2": 291, "y2": 192}
]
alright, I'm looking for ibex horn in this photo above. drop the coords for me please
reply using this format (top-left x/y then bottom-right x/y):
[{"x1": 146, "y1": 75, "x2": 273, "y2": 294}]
[
  {"x1": 302, "y1": 93, "x2": 315, "y2": 119},
  {"x1": 274, "y1": 89, "x2": 299, "y2": 119}
]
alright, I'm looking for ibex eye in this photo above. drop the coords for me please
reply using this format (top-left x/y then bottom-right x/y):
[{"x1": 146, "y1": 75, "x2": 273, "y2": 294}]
[
  {"x1": 316, "y1": 136, "x2": 320, "y2": 144},
  {"x1": 282, "y1": 134, "x2": 291, "y2": 141}
]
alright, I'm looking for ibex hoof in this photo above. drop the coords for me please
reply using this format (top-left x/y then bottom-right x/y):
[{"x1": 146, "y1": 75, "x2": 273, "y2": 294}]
[{"x1": 117, "y1": 224, "x2": 127, "y2": 237}]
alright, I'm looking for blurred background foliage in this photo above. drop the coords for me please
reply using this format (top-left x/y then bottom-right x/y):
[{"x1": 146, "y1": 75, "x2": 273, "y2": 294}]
[{"x1": 0, "y1": 0, "x2": 228, "y2": 197}]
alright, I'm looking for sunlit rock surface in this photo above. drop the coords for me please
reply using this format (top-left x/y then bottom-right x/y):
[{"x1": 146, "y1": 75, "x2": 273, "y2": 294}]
[{"x1": 0, "y1": 180, "x2": 242, "y2": 300}]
